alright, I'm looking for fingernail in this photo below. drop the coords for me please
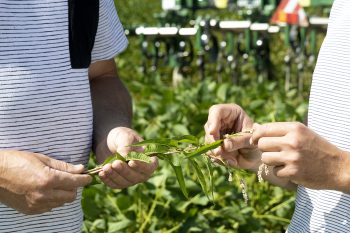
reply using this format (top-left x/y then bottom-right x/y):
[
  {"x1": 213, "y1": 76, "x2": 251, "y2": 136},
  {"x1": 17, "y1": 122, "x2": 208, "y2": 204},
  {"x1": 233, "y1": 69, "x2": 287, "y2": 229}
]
[
  {"x1": 224, "y1": 139, "x2": 234, "y2": 152},
  {"x1": 213, "y1": 147, "x2": 221, "y2": 154},
  {"x1": 228, "y1": 160, "x2": 237, "y2": 167},
  {"x1": 249, "y1": 137, "x2": 253, "y2": 146},
  {"x1": 75, "y1": 164, "x2": 84, "y2": 171}
]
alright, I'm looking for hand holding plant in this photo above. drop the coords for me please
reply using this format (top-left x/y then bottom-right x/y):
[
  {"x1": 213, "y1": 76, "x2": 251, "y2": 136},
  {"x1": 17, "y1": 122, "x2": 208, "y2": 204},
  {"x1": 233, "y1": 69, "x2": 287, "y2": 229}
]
[
  {"x1": 205, "y1": 104, "x2": 261, "y2": 171},
  {"x1": 96, "y1": 127, "x2": 158, "y2": 189},
  {"x1": 251, "y1": 122, "x2": 350, "y2": 192}
]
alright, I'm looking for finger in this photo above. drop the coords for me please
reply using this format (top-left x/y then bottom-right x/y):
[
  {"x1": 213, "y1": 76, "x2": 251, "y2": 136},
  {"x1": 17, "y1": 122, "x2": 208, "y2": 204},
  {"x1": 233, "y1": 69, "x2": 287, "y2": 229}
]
[
  {"x1": 251, "y1": 122, "x2": 301, "y2": 145},
  {"x1": 209, "y1": 150, "x2": 239, "y2": 167},
  {"x1": 51, "y1": 169, "x2": 92, "y2": 190},
  {"x1": 36, "y1": 154, "x2": 85, "y2": 174},
  {"x1": 99, "y1": 173, "x2": 126, "y2": 189},
  {"x1": 107, "y1": 128, "x2": 143, "y2": 155},
  {"x1": 257, "y1": 137, "x2": 287, "y2": 152},
  {"x1": 99, "y1": 165, "x2": 133, "y2": 188},
  {"x1": 273, "y1": 165, "x2": 293, "y2": 178},
  {"x1": 207, "y1": 105, "x2": 232, "y2": 140},
  {"x1": 110, "y1": 160, "x2": 148, "y2": 184},
  {"x1": 223, "y1": 134, "x2": 252, "y2": 152},
  {"x1": 204, "y1": 123, "x2": 216, "y2": 143},
  {"x1": 261, "y1": 152, "x2": 285, "y2": 166},
  {"x1": 128, "y1": 157, "x2": 158, "y2": 176},
  {"x1": 103, "y1": 162, "x2": 140, "y2": 185}
]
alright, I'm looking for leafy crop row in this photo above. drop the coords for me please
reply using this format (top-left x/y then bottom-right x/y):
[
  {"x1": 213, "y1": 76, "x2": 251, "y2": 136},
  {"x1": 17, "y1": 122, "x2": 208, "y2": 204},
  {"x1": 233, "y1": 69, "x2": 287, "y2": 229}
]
[{"x1": 82, "y1": 1, "x2": 314, "y2": 232}]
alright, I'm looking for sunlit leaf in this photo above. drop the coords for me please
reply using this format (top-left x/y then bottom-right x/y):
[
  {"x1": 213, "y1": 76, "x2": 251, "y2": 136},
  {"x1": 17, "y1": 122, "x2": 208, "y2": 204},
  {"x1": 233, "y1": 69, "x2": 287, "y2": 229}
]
[
  {"x1": 125, "y1": 151, "x2": 152, "y2": 163},
  {"x1": 108, "y1": 219, "x2": 133, "y2": 232},
  {"x1": 129, "y1": 138, "x2": 178, "y2": 147},
  {"x1": 102, "y1": 152, "x2": 126, "y2": 165},
  {"x1": 173, "y1": 135, "x2": 200, "y2": 145},
  {"x1": 143, "y1": 144, "x2": 171, "y2": 154},
  {"x1": 190, "y1": 159, "x2": 209, "y2": 199},
  {"x1": 173, "y1": 124, "x2": 190, "y2": 135},
  {"x1": 206, "y1": 157, "x2": 215, "y2": 201},
  {"x1": 167, "y1": 158, "x2": 189, "y2": 199},
  {"x1": 186, "y1": 140, "x2": 223, "y2": 159}
]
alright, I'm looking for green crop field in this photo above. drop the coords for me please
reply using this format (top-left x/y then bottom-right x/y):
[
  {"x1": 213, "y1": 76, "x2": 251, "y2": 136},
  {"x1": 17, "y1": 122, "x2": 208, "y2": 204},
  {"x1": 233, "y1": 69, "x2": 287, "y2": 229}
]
[{"x1": 81, "y1": 1, "x2": 324, "y2": 232}]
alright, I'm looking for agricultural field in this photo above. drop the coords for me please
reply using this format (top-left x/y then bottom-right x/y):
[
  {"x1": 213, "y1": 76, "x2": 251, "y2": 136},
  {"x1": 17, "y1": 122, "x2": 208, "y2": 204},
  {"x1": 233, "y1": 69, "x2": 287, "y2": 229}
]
[{"x1": 82, "y1": 1, "x2": 323, "y2": 232}]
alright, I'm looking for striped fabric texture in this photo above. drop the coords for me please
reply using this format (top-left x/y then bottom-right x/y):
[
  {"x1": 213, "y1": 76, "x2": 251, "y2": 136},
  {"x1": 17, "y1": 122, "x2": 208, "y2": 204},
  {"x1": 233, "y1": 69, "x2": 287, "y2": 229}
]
[
  {"x1": 0, "y1": 0, "x2": 127, "y2": 232},
  {"x1": 287, "y1": 0, "x2": 350, "y2": 232}
]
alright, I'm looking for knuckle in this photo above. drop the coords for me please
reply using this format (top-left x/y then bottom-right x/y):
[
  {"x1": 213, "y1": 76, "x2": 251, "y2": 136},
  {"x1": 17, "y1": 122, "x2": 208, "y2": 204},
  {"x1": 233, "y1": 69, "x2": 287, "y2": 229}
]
[
  {"x1": 288, "y1": 152, "x2": 301, "y2": 164},
  {"x1": 224, "y1": 141, "x2": 234, "y2": 152},
  {"x1": 32, "y1": 192, "x2": 45, "y2": 203},
  {"x1": 37, "y1": 175, "x2": 51, "y2": 189},
  {"x1": 289, "y1": 137, "x2": 302, "y2": 150},
  {"x1": 288, "y1": 167, "x2": 298, "y2": 178},
  {"x1": 208, "y1": 105, "x2": 218, "y2": 113},
  {"x1": 292, "y1": 122, "x2": 306, "y2": 134},
  {"x1": 257, "y1": 137, "x2": 266, "y2": 149},
  {"x1": 60, "y1": 162, "x2": 69, "y2": 173}
]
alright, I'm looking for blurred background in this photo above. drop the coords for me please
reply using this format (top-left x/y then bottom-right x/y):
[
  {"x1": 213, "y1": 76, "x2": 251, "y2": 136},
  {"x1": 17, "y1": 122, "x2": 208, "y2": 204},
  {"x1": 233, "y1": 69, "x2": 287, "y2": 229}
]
[{"x1": 82, "y1": 1, "x2": 332, "y2": 232}]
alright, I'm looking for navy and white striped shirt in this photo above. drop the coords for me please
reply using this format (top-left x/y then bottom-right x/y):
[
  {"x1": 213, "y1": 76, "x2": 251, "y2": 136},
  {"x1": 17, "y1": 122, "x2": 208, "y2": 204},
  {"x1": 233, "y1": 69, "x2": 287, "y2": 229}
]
[
  {"x1": 288, "y1": 0, "x2": 350, "y2": 232},
  {"x1": 0, "y1": 0, "x2": 127, "y2": 232}
]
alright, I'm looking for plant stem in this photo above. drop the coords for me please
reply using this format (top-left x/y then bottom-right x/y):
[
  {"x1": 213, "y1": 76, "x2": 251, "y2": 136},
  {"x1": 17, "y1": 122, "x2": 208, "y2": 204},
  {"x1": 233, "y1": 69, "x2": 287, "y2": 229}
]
[{"x1": 85, "y1": 167, "x2": 103, "y2": 175}]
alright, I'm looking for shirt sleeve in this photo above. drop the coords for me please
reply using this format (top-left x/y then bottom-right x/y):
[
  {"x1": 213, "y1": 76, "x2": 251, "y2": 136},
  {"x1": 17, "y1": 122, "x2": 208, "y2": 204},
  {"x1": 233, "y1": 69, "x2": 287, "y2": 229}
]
[{"x1": 91, "y1": 0, "x2": 128, "y2": 62}]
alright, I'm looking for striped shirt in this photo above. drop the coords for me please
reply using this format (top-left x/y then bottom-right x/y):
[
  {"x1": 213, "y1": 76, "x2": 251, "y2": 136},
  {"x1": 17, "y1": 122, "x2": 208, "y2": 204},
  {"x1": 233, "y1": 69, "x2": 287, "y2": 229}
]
[
  {"x1": 287, "y1": 0, "x2": 350, "y2": 232},
  {"x1": 0, "y1": 0, "x2": 127, "y2": 232}
]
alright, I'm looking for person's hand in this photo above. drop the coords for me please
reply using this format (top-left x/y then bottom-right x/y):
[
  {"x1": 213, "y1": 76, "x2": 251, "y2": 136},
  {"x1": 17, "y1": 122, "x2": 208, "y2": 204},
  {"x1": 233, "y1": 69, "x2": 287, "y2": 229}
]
[
  {"x1": 204, "y1": 104, "x2": 260, "y2": 170},
  {"x1": 0, "y1": 150, "x2": 92, "y2": 215},
  {"x1": 251, "y1": 122, "x2": 348, "y2": 190},
  {"x1": 98, "y1": 127, "x2": 158, "y2": 189}
]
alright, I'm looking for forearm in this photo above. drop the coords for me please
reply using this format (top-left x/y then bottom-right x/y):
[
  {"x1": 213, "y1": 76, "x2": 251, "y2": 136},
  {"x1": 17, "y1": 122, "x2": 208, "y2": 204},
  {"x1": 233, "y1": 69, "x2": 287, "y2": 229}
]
[
  {"x1": 333, "y1": 150, "x2": 350, "y2": 194},
  {"x1": 90, "y1": 75, "x2": 132, "y2": 163}
]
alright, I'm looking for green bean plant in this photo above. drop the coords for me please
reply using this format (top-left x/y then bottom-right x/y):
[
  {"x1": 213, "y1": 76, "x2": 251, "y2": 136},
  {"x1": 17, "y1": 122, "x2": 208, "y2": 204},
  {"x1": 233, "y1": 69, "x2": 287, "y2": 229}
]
[{"x1": 85, "y1": 132, "x2": 252, "y2": 202}]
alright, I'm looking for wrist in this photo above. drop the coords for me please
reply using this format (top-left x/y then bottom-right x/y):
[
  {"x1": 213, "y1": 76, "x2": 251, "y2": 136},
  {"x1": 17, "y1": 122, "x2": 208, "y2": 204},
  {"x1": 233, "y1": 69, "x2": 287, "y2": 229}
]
[
  {"x1": 0, "y1": 151, "x2": 8, "y2": 189},
  {"x1": 95, "y1": 138, "x2": 113, "y2": 164},
  {"x1": 336, "y1": 150, "x2": 350, "y2": 193}
]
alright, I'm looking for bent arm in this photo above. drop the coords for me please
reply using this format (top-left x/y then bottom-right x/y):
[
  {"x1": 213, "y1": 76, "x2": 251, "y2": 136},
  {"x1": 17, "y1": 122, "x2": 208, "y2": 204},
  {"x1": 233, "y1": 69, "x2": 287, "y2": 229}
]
[{"x1": 89, "y1": 59, "x2": 132, "y2": 163}]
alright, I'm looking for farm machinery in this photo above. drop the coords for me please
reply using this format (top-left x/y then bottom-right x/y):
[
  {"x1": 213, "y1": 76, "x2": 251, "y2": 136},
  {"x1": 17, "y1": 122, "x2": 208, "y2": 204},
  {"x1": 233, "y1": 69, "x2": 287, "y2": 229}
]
[{"x1": 126, "y1": 0, "x2": 333, "y2": 93}]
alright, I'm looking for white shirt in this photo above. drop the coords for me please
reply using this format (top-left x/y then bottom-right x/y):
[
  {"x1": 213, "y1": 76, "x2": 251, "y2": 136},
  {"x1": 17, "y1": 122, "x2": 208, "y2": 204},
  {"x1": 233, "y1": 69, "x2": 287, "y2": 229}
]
[
  {"x1": 0, "y1": 0, "x2": 127, "y2": 232},
  {"x1": 288, "y1": 0, "x2": 350, "y2": 232}
]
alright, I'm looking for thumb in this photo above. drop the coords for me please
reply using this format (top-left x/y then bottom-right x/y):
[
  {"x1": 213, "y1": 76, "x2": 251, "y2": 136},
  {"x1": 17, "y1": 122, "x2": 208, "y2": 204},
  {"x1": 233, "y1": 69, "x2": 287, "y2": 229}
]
[
  {"x1": 223, "y1": 134, "x2": 252, "y2": 152},
  {"x1": 36, "y1": 154, "x2": 85, "y2": 174}
]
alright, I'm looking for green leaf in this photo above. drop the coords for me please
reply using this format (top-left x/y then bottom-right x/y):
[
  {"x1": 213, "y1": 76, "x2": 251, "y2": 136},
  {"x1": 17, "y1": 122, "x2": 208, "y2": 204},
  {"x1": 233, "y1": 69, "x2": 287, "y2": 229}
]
[
  {"x1": 108, "y1": 219, "x2": 133, "y2": 233},
  {"x1": 125, "y1": 151, "x2": 152, "y2": 163},
  {"x1": 167, "y1": 159, "x2": 189, "y2": 199},
  {"x1": 189, "y1": 159, "x2": 209, "y2": 199},
  {"x1": 173, "y1": 124, "x2": 190, "y2": 135},
  {"x1": 143, "y1": 144, "x2": 171, "y2": 154},
  {"x1": 173, "y1": 135, "x2": 200, "y2": 145},
  {"x1": 129, "y1": 138, "x2": 177, "y2": 147},
  {"x1": 217, "y1": 83, "x2": 229, "y2": 101},
  {"x1": 206, "y1": 157, "x2": 215, "y2": 201},
  {"x1": 186, "y1": 140, "x2": 223, "y2": 159},
  {"x1": 102, "y1": 152, "x2": 126, "y2": 165}
]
